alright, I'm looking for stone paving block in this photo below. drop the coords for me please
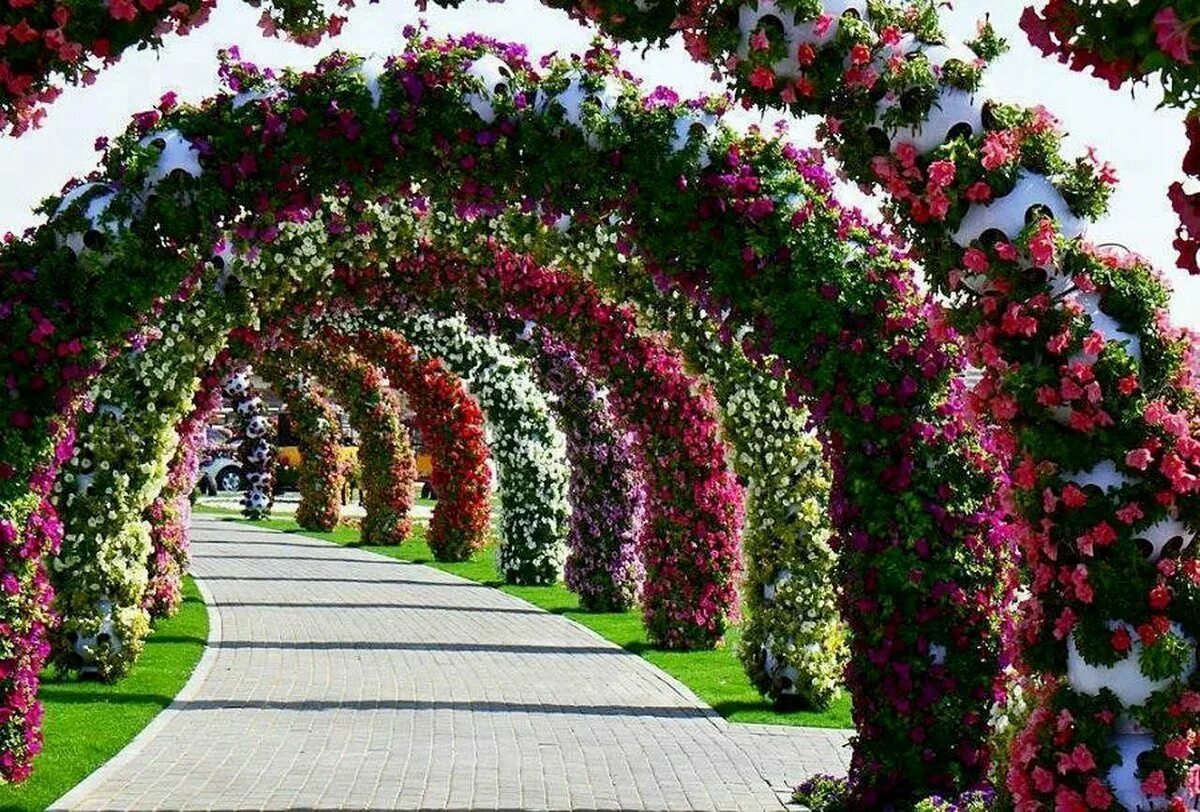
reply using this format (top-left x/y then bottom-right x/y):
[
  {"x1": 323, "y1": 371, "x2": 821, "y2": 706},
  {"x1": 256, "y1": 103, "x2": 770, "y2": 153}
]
[{"x1": 51, "y1": 515, "x2": 849, "y2": 810}]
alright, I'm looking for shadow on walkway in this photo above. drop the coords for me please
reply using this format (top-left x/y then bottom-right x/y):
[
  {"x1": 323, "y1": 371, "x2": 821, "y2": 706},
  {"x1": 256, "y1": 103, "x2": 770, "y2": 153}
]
[{"x1": 211, "y1": 640, "x2": 622, "y2": 655}]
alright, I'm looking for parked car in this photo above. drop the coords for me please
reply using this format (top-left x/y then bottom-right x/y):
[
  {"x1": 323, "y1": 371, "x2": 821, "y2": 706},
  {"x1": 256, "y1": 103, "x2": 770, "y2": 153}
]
[{"x1": 198, "y1": 452, "x2": 245, "y2": 495}]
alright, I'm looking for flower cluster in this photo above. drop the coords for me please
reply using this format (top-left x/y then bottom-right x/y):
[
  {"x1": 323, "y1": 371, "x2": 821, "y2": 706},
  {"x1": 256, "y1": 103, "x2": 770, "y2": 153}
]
[
  {"x1": 0, "y1": 0, "x2": 368, "y2": 138},
  {"x1": 1021, "y1": 2, "x2": 1200, "y2": 106},
  {"x1": 1019, "y1": 1, "x2": 1200, "y2": 277},
  {"x1": 0, "y1": 424, "x2": 68, "y2": 783},
  {"x1": 143, "y1": 377, "x2": 221, "y2": 618}
]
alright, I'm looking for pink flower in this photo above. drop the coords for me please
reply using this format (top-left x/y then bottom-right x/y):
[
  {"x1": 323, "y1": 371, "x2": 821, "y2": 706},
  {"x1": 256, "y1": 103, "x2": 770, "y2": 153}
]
[
  {"x1": 893, "y1": 142, "x2": 917, "y2": 168},
  {"x1": 927, "y1": 160, "x2": 956, "y2": 188},
  {"x1": 965, "y1": 181, "x2": 992, "y2": 203},
  {"x1": 1029, "y1": 220, "x2": 1058, "y2": 266},
  {"x1": 962, "y1": 247, "x2": 989, "y2": 273},
  {"x1": 0, "y1": 574, "x2": 18, "y2": 595},
  {"x1": 980, "y1": 131, "x2": 1016, "y2": 171},
  {"x1": 1164, "y1": 737, "x2": 1192, "y2": 760},
  {"x1": 1126, "y1": 448, "x2": 1153, "y2": 470},
  {"x1": 106, "y1": 0, "x2": 139, "y2": 21},
  {"x1": 1084, "y1": 777, "x2": 1112, "y2": 809},
  {"x1": 1141, "y1": 769, "x2": 1168, "y2": 798},
  {"x1": 1155, "y1": 8, "x2": 1195, "y2": 64},
  {"x1": 1032, "y1": 766, "x2": 1055, "y2": 793}
]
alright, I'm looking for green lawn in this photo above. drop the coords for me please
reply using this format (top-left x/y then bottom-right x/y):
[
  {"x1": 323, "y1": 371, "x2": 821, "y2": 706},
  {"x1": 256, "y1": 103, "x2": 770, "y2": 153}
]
[
  {"x1": 0, "y1": 577, "x2": 208, "y2": 811},
  {"x1": 195, "y1": 504, "x2": 852, "y2": 729}
]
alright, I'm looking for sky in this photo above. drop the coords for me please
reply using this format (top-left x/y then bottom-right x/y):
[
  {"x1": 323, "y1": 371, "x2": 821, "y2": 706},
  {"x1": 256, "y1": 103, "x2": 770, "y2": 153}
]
[{"x1": 1, "y1": 0, "x2": 1196, "y2": 325}]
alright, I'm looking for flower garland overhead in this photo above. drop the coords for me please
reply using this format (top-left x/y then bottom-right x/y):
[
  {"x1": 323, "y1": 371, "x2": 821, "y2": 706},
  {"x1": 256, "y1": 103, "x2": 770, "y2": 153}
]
[
  {"x1": 0, "y1": 0, "x2": 358, "y2": 138},
  {"x1": 296, "y1": 346, "x2": 417, "y2": 546},
  {"x1": 1020, "y1": 1, "x2": 1200, "y2": 276},
  {"x1": 143, "y1": 375, "x2": 221, "y2": 619},
  {"x1": 0, "y1": 37, "x2": 1008, "y2": 793},
  {"x1": 1020, "y1": 2, "x2": 1200, "y2": 105}
]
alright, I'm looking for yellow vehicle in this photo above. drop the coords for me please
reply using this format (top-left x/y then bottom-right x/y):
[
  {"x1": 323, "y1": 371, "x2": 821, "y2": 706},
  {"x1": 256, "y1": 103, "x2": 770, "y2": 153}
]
[
  {"x1": 275, "y1": 413, "x2": 434, "y2": 489},
  {"x1": 275, "y1": 445, "x2": 432, "y2": 478}
]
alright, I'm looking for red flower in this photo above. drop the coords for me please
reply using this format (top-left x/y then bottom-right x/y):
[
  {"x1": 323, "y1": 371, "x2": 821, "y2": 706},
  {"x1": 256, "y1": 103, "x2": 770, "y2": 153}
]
[
  {"x1": 1111, "y1": 626, "x2": 1132, "y2": 653},
  {"x1": 1084, "y1": 777, "x2": 1112, "y2": 809},
  {"x1": 106, "y1": 0, "x2": 139, "y2": 21},
  {"x1": 749, "y1": 66, "x2": 775, "y2": 91},
  {"x1": 1149, "y1": 584, "x2": 1173, "y2": 611},
  {"x1": 1141, "y1": 769, "x2": 1168, "y2": 798}
]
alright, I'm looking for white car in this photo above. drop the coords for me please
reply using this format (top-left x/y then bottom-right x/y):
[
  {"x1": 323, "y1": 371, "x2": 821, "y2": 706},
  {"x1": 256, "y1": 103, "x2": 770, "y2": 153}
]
[{"x1": 198, "y1": 455, "x2": 245, "y2": 494}]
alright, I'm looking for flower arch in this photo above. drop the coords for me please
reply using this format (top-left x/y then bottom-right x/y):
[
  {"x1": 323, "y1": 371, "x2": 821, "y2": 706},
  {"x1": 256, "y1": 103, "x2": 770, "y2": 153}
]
[
  {"x1": 292, "y1": 346, "x2": 418, "y2": 546},
  {"x1": 271, "y1": 371, "x2": 345, "y2": 532},
  {"x1": 320, "y1": 334, "x2": 493, "y2": 559},
  {"x1": 0, "y1": 36, "x2": 1010, "y2": 798},
  {"x1": 265, "y1": 309, "x2": 573, "y2": 584},
  {"x1": 523, "y1": 331, "x2": 645, "y2": 612},
  {"x1": 388, "y1": 311, "x2": 570, "y2": 584}
]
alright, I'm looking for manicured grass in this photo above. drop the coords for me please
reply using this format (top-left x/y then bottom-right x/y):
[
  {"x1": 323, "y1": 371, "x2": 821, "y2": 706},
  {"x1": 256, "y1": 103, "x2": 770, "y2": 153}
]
[
  {"x1": 195, "y1": 504, "x2": 852, "y2": 729},
  {"x1": 0, "y1": 578, "x2": 208, "y2": 811}
]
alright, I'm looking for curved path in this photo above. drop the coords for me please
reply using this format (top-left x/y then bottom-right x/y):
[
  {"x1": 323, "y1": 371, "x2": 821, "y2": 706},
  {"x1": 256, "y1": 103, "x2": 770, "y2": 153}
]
[{"x1": 53, "y1": 516, "x2": 849, "y2": 810}]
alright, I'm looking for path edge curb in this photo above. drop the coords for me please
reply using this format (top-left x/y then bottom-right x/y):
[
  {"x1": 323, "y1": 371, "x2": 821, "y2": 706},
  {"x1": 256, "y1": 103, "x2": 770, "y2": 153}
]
[{"x1": 47, "y1": 559, "x2": 223, "y2": 811}]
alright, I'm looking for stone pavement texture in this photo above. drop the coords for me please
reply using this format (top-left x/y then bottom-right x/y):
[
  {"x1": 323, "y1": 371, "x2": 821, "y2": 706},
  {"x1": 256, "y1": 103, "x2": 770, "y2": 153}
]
[
  {"x1": 195, "y1": 494, "x2": 436, "y2": 521},
  {"x1": 53, "y1": 515, "x2": 850, "y2": 811}
]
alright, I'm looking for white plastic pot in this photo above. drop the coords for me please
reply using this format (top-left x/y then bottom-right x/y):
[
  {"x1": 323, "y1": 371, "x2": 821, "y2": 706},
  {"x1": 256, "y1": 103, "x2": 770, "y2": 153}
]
[{"x1": 1067, "y1": 621, "x2": 1195, "y2": 707}]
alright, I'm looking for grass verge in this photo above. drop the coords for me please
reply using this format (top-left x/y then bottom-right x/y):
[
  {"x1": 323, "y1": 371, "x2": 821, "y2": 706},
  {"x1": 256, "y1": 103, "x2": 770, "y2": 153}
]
[
  {"x1": 0, "y1": 577, "x2": 208, "y2": 811},
  {"x1": 193, "y1": 504, "x2": 852, "y2": 729}
]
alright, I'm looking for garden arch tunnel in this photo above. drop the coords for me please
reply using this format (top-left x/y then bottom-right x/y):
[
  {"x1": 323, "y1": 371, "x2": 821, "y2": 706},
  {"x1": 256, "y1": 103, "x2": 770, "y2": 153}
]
[
  {"x1": 1, "y1": 36, "x2": 1007, "y2": 804},
  {"x1": 3, "y1": 0, "x2": 1200, "y2": 804}
]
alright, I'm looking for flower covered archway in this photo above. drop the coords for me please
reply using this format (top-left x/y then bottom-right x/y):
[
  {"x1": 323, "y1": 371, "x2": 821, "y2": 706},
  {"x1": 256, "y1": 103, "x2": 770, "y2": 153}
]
[{"x1": 1, "y1": 29, "x2": 1015, "y2": 806}]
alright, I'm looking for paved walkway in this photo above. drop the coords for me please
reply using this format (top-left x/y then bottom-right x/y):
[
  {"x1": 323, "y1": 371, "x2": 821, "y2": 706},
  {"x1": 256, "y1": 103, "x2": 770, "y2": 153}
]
[
  {"x1": 53, "y1": 516, "x2": 849, "y2": 811},
  {"x1": 195, "y1": 494, "x2": 436, "y2": 521}
]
